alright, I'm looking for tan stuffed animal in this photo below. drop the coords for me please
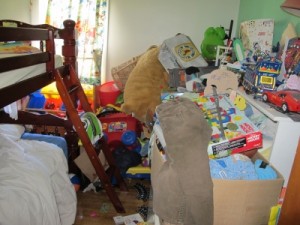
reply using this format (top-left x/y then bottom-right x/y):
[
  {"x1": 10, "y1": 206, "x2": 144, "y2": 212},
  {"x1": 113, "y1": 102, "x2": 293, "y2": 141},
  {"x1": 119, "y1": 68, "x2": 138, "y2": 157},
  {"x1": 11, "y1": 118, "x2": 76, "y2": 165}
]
[
  {"x1": 121, "y1": 46, "x2": 168, "y2": 123},
  {"x1": 204, "y1": 68, "x2": 238, "y2": 95}
]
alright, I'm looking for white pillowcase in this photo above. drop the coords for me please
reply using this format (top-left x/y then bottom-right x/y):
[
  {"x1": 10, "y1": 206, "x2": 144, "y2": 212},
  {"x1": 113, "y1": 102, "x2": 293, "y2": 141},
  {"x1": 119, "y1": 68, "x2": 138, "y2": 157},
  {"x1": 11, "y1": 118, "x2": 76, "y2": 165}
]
[{"x1": 0, "y1": 124, "x2": 25, "y2": 140}]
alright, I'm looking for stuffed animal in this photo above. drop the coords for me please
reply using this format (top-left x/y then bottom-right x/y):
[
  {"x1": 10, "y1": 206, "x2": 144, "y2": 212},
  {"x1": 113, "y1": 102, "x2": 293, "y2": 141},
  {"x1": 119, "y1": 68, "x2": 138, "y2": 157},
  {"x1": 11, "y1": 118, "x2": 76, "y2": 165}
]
[
  {"x1": 200, "y1": 27, "x2": 226, "y2": 61},
  {"x1": 121, "y1": 46, "x2": 168, "y2": 123},
  {"x1": 204, "y1": 69, "x2": 238, "y2": 95}
]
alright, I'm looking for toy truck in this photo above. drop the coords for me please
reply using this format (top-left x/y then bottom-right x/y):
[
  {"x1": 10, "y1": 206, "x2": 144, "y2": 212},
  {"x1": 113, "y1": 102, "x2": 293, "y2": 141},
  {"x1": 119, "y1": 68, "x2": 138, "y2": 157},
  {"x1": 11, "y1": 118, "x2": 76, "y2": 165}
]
[{"x1": 242, "y1": 58, "x2": 282, "y2": 98}]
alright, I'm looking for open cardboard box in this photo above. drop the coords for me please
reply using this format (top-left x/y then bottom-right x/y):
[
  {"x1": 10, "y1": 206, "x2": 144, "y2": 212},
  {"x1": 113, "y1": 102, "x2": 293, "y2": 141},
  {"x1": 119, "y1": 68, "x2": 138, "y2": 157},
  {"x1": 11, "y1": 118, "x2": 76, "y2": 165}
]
[{"x1": 151, "y1": 139, "x2": 284, "y2": 225}]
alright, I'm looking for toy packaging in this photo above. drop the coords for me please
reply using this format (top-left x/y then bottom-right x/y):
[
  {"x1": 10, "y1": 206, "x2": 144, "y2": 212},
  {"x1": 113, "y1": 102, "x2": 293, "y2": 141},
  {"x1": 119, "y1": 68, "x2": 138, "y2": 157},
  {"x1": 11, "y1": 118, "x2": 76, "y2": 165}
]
[
  {"x1": 242, "y1": 58, "x2": 282, "y2": 96},
  {"x1": 158, "y1": 33, "x2": 208, "y2": 71},
  {"x1": 196, "y1": 94, "x2": 263, "y2": 158},
  {"x1": 239, "y1": 19, "x2": 274, "y2": 53}
]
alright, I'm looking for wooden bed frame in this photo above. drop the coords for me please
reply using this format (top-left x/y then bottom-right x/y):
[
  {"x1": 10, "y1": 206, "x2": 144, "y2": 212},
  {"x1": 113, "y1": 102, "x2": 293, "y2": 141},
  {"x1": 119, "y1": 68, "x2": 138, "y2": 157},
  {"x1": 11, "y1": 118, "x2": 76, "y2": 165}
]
[
  {"x1": 0, "y1": 19, "x2": 76, "y2": 108},
  {"x1": 0, "y1": 20, "x2": 127, "y2": 213},
  {"x1": 0, "y1": 19, "x2": 79, "y2": 172}
]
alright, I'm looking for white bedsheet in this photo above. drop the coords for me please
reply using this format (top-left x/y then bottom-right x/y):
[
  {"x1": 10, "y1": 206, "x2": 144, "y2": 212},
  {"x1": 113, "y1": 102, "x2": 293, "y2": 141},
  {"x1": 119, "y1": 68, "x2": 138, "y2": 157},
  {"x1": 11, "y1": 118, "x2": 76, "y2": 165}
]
[
  {"x1": 0, "y1": 53, "x2": 63, "y2": 89},
  {"x1": 0, "y1": 133, "x2": 76, "y2": 225}
]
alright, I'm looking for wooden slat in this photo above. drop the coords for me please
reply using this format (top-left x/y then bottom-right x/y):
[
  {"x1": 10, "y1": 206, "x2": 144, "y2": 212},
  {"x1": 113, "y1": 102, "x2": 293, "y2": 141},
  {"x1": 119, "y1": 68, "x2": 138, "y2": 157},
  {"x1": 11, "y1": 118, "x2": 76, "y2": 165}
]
[
  {"x1": 0, "y1": 72, "x2": 53, "y2": 109},
  {"x1": 0, "y1": 110, "x2": 72, "y2": 128},
  {"x1": 0, "y1": 27, "x2": 50, "y2": 41},
  {"x1": 0, "y1": 53, "x2": 49, "y2": 73}
]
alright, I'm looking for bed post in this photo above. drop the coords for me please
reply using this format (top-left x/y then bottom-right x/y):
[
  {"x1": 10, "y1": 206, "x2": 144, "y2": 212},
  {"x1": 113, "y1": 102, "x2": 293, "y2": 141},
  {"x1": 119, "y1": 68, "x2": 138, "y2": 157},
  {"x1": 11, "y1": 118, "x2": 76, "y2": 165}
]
[
  {"x1": 58, "y1": 20, "x2": 81, "y2": 173},
  {"x1": 60, "y1": 20, "x2": 76, "y2": 72}
]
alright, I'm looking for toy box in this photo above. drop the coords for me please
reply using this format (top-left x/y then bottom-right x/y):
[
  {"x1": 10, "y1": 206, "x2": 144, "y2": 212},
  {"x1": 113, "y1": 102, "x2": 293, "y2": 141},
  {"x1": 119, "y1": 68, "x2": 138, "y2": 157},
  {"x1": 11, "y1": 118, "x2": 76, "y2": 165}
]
[
  {"x1": 151, "y1": 140, "x2": 284, "y2": 225},
  {"x1": 197, "y1": 94, "x2": 263, "y2": 158}
]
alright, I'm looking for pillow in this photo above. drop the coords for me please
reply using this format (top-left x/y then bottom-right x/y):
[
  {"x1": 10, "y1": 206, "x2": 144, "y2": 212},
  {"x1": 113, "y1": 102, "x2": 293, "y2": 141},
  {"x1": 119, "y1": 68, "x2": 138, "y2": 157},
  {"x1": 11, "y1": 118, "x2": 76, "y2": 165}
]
[{"x1": 0, "y1": 124, "x2": 25, "y2": 140}]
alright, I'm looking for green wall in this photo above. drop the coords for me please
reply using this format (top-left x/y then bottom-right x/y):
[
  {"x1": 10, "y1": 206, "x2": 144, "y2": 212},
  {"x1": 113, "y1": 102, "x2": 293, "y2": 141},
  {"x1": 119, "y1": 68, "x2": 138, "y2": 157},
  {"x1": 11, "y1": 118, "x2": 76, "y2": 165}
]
[{"x1": 237, "y1": 0, "x2": 300, "y2": 47}]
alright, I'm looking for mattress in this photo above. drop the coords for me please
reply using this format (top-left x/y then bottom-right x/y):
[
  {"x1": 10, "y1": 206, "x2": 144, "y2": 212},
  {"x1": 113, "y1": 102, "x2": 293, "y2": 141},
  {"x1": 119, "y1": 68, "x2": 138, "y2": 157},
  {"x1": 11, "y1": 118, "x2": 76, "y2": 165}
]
[
  {"x1": 0, "y1": 53, "x2": 63, "y2": 89},
  {"x1": 0, "y1": 124, "x2": 77, "y2": 225}
]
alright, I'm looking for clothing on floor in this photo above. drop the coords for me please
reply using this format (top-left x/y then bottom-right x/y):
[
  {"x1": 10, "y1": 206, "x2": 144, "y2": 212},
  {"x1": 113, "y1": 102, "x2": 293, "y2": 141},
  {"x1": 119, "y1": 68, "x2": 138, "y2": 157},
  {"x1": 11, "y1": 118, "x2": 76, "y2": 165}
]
[{"x1": 151, "y1": 97, "x2": 214, "y2": 225}]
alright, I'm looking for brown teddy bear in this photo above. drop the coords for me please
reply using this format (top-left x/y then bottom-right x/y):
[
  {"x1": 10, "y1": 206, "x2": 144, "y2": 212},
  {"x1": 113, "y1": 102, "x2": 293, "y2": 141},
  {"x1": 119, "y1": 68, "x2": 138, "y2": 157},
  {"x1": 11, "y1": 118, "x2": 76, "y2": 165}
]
[{"x1": 121, "y1": 46, "x2": 168, "y2": 123}]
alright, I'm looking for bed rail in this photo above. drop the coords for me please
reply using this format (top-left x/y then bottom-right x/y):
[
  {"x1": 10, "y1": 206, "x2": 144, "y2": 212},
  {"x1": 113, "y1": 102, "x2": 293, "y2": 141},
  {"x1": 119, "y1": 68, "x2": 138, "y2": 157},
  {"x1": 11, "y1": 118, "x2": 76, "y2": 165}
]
[{"x1": 0, "y1": 19, "x2": 76, "y2": 109}]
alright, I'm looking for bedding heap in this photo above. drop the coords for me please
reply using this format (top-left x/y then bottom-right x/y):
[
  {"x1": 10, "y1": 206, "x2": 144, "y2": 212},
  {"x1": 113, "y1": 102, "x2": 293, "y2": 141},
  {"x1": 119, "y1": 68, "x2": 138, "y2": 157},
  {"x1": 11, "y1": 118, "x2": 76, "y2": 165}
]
[{"x1": 0, "y1": 124, "x2": 77, "y2": 225}]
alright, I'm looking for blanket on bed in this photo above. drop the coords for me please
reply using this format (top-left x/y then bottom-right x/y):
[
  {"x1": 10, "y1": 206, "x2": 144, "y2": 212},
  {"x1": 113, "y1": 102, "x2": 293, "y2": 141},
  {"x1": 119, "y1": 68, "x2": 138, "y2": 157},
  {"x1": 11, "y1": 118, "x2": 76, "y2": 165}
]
[
  {"x1": 0, "y1": 42, "x2": 41, "y2": 54},
  {"x1": 0, "y1": 129, "x2": 76, "y2": 225}
]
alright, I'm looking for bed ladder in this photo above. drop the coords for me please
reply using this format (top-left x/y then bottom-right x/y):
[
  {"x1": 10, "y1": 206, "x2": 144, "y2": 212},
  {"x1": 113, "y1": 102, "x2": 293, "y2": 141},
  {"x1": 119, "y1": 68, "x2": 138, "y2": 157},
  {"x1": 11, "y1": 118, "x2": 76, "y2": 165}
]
[{"x1": 54, "y1": 65, "x2": 127, "y2": 213}]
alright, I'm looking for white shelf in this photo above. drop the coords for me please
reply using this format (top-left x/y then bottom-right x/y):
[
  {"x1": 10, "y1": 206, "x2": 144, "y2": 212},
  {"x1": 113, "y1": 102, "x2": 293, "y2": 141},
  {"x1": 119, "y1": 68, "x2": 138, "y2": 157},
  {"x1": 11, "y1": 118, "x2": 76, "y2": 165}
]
[
  {"x1": 237, "y1": 90, "x2": 300, "y2": 187},
  {"x1": 237, "y1": 90, "x2": 292, "y2": 122}
]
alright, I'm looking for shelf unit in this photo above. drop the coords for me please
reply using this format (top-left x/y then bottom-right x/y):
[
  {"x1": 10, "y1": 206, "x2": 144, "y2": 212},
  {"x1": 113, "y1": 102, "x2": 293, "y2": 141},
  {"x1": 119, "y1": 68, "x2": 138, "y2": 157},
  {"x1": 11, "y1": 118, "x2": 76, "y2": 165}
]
[{"x1": 238, "y1": 90, "x2": 300, "y2": 187}]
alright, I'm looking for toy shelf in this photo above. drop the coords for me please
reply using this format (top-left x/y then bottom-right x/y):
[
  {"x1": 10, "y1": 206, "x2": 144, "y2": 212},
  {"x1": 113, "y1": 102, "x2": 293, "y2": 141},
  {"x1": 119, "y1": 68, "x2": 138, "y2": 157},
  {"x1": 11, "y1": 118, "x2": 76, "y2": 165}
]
[{"x1": 237, "y1": 90, "x2": 293, "y2": 122}]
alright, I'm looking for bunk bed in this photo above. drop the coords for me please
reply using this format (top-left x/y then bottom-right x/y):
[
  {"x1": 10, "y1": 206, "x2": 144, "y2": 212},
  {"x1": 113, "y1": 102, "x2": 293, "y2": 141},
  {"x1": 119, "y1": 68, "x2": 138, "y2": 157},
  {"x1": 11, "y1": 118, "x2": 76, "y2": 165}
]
[
  {"x1": 0, "y1": 19, "x2": 126, "y2": 224},
  {"x1": 0, "y1": 19, "x2": 79, "y2": 225},
  {"x1": 0, "y1": 19, "x2": 79, "y2": 167}
]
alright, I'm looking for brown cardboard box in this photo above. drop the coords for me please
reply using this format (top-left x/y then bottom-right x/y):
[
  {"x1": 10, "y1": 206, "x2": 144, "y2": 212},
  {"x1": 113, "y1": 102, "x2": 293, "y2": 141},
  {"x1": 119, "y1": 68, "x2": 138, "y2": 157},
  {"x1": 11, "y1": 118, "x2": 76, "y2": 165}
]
[
  {"x1": 74, "y1": 147, "x2": 109, "y2": 182},
  {"x1": 151, "y1": 140, "x2": 284, "y2": 225}
]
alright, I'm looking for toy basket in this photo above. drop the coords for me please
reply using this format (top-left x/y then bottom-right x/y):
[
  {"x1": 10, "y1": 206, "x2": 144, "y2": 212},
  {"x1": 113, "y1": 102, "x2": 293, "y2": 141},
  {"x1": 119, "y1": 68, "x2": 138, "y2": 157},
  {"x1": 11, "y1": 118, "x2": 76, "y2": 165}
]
[{"x1": 111, "y1": 55, "x2": 142, "y2": 91}]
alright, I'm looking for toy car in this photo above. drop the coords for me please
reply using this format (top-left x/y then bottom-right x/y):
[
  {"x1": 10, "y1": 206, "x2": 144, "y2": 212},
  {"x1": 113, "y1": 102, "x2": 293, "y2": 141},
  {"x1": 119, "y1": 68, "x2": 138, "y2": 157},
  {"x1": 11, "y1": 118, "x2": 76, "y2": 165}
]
[{"x1": 262, "y1": 89, "x2": 300, "y2": 113}]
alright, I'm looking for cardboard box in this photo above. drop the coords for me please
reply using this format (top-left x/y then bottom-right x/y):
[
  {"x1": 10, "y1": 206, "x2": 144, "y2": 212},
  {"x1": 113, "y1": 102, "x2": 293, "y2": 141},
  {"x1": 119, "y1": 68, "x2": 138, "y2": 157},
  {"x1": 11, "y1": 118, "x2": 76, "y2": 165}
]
[
  {"x1": 74, "y1": 147, "x2": 109, "y2": 181},
  {"x1": 151, "y1": 139, "x2": 284, "y2": 225},
  {"x1": 239, "y1": 19, "x2": 274, "y2": 53},
  {"x1": 158, "y1": 34, "x2": 208, "y2": 71}
]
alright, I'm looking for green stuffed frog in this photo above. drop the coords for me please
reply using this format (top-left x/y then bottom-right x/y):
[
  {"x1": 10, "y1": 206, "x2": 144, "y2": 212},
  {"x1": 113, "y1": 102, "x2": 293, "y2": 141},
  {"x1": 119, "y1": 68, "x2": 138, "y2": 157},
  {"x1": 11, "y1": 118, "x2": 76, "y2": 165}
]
[{"x1": 200, "y1": 27, "x2": 226, "y2": 61}]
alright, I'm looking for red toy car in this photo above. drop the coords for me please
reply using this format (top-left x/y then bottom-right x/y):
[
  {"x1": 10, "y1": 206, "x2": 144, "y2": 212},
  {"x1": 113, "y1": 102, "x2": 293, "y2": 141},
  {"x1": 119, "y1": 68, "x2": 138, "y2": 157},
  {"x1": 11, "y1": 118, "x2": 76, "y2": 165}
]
[{"x1": 262, "y1": 89, "x2": 300, "y2": 113}]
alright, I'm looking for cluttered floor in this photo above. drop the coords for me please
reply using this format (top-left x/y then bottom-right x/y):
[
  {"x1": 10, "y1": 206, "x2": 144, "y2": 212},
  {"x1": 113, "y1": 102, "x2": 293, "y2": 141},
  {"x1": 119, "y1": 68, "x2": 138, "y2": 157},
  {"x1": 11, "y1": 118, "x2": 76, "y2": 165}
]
[{"x1": 74, "y1": 179, "x2": 153, "y2": 225}]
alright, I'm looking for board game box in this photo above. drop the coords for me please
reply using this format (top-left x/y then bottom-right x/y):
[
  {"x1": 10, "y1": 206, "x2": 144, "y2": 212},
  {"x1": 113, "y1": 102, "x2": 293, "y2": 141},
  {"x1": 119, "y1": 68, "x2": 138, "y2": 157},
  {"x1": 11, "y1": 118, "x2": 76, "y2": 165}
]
[{"x1": 161, "y1": 92, "x2": 263, "y2": 158}]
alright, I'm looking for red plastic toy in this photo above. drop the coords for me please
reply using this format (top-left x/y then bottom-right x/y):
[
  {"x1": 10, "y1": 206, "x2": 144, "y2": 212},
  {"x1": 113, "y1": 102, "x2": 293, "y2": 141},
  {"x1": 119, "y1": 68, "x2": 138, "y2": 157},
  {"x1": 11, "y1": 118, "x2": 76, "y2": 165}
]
[{"x1": 262, "y1": 89, "x2": 300, "y2": 113}]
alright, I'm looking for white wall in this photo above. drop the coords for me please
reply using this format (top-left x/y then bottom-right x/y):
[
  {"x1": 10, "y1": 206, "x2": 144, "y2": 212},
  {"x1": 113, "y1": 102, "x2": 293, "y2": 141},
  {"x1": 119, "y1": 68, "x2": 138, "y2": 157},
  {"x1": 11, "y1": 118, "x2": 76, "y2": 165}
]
[
  {"x1": 0, "y1": 0, "x2": 31, "y2": 22},
  {"x1": 0, "y1": 0, "x2": 240, "y2": 82},
  {"x1": 107, "y1": 0, "x2": 240, "y2": 81}
]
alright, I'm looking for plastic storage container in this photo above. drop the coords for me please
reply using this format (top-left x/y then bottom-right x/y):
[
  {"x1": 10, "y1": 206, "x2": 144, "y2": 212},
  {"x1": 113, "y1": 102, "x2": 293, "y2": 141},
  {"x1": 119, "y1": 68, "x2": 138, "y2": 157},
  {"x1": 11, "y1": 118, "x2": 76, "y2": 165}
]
[
  {"x1": 27, "y1": 91, "x2": 46, "y2": 109},
  {"x1": 97, "y1": 81, "x2": 121, "y2": 106}
]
